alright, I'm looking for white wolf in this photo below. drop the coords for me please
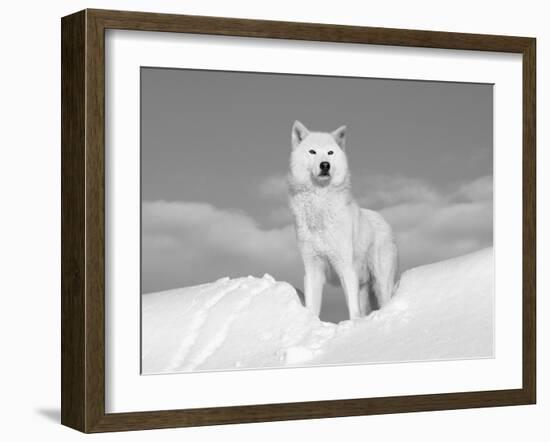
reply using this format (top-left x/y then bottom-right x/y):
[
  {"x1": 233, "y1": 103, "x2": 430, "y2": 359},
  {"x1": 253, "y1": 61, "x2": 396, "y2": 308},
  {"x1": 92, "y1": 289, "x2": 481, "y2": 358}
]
[{"x1": 288, "y1": 121, "x2": 398, "y2": 320}]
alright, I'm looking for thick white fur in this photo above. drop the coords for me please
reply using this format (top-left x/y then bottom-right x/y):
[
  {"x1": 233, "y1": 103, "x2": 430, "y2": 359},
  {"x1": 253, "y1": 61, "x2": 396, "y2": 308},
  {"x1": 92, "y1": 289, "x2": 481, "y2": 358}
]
[{"x1": 288, "y1": 121, "x2": 398, "y2": 320}]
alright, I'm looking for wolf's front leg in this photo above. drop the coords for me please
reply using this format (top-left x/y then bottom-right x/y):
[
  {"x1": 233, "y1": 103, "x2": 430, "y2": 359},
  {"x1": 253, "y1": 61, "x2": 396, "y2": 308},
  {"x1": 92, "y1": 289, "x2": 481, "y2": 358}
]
[
  {"x1": 303, "y1": 261, "x2": 326, "y2": 318},
  {"x1": 337, "y1": 265, "x2": 361, "y2": 320}
]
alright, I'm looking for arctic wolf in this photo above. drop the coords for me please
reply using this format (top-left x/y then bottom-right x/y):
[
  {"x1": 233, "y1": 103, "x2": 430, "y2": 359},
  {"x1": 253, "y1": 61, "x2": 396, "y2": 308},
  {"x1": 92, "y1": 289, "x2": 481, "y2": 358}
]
[{"x1": 288, "y1": 121, "x2": 398, "y2": 320}]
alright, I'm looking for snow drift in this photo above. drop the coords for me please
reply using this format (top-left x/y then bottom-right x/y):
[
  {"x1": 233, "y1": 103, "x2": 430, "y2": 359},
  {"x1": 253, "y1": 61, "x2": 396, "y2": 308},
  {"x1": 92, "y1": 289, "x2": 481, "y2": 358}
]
[{"x1": 142, "y1": 247, "x2": 493, "y2": 374}]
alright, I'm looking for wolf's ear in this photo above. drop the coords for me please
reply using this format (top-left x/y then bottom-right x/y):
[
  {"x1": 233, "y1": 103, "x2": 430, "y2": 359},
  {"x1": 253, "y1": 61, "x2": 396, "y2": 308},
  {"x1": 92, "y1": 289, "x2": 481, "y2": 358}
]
[
  {"x1": 332, "y1": 125, "x2": 347, "y2": 150},
  {"x1": 292, "y1": 120, "x2": 310, "y2": 149}
]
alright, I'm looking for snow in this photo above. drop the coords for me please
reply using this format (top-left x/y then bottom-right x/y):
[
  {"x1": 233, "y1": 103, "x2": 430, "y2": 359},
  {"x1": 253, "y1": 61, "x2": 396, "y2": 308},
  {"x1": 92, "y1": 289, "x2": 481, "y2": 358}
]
[{"x1": 142, "y1": 248, "x2": 493, "y2": 374}]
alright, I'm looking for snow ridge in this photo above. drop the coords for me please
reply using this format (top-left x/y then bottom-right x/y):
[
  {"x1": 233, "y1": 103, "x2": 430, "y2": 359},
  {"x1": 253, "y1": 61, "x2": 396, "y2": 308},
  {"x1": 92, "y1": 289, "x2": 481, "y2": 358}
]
[
  {"x1": 142, "y1": 247, "x2": 493, "y2": 374},
  {"x1": 177, "y1": 276, "x2": 273, "y2": 371},
  {"x1": 165, "y1": 277, "x2": 240, "y2": 371}
]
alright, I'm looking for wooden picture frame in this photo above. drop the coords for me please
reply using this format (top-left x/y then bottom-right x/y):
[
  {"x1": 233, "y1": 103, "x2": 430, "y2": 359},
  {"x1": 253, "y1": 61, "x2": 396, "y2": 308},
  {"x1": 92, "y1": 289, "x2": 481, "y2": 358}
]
[{"x1": 61, "y1": 8, "x2": 536, "y2": 433}]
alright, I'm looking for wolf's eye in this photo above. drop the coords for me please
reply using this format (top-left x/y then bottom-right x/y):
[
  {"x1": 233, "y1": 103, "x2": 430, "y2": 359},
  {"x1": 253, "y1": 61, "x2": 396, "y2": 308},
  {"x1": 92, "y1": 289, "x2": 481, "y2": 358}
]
[
  {"x1": 328, "y1": 151, "x2": 334, "y2": 155},
  {"x1": 308, "y1": 149, "x2": 316, "y2": 155}
]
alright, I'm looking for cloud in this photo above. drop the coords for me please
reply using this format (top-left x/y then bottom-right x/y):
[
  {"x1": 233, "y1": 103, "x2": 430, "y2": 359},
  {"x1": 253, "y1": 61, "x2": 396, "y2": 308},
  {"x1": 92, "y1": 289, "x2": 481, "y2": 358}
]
[
  {"x1": 364, "y1": 174, "x2": 493, "y2": 271},
  {"x1": 265, "y1": 205, "x2": 294, "y2": 226},
  {"x1": 356, "y1": 175, "x2": 440, "y2": 209},
  {"x1": 383, "y1": 201, "x2": 492, "y2": 270},
  {"x1": 257, "y1": 174, "x2": 294, "y2": 227},
  {"x1": 454, "y1": 175, "x2": 493, "y2": 202},
  {"x1": 142, "y1": 200, "x2": 301, "y2": 292},
  {"x1": 143, "y1": 174, "x2": 493, "y2": 294},
  {"x1": 258, "y1": 174, "x2": 289, "y2": 200}
]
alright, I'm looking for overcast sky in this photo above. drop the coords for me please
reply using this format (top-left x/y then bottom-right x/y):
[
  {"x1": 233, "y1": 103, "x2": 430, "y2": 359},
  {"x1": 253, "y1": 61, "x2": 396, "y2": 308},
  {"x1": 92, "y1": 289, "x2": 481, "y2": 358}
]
[{"x1": 141, "y1": 67, "x2": 493, "y2": 323}]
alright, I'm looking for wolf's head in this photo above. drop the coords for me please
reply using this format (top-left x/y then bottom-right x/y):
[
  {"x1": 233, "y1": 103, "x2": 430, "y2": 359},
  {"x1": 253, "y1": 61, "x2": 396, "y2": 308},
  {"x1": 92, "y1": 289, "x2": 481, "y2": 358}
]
[{"x1": 289, "y1": 120, "x2": 349, "y2": 190}]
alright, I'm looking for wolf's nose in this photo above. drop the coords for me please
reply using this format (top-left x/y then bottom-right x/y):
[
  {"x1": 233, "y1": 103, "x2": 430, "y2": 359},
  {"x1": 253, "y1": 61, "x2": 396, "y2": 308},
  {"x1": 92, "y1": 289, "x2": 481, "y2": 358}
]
[{"x1": 320, "y1": 162, "x2": 330, "y2": 172}]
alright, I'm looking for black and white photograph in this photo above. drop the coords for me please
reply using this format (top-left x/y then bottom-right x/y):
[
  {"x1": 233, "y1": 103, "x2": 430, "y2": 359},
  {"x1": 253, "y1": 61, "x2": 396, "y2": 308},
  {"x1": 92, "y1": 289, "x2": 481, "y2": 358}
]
[
  {"x1": 140, "y1": 67, "x2": 494, "y2": 374},
  {"x1": 2, "y1": 0, "x2": 543, "y2": 438}
]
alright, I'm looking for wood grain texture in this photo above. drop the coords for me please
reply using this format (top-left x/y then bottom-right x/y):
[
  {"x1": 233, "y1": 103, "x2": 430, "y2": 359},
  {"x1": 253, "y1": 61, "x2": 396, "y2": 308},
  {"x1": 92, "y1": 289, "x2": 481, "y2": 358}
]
[
  {"x1": 89, "y1": 8, "x2": 532, "y2": 52},
  {"x1": 84, "y1": 9, "x2": 107, "y2": 433},
  {"x1": 60, "y1": 8, "x2": 537, "y2": 433},
  {"x1": 61, "y1": 10, "x2": 86, "y2": 431},
  {"x1": 522, "y1": 38, "x2": 536, "y2": 403}
]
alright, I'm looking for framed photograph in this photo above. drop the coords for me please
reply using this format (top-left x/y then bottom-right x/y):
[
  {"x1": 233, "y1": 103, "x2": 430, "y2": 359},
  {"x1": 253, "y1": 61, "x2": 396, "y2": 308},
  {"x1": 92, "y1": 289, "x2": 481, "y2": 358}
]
[{"x1": 61, "y1": 9, "x2": 536, "y2": 433}]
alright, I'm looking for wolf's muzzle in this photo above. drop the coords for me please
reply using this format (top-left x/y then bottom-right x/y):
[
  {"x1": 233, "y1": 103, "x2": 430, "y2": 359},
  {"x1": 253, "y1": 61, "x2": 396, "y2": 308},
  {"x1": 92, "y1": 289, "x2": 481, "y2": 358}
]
[{"x1": 319, "y1": 162, "x2": 331, "y2": 175}]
